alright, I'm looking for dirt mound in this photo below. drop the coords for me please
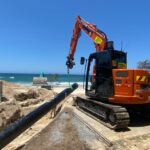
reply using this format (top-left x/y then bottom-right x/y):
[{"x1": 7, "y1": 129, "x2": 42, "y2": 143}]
[
  {"x1": 14, "y1": 89, "x2": 39, "y2": 101},
  {"x1": 0, "y1": 100, "x2": 21, "y2": 131},
  {"x1": 0, "y1": 81, "x2": 55, "y2": 131}
]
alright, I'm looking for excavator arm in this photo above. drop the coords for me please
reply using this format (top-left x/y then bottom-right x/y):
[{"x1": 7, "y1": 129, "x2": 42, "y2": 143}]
[{"x1": 66, "y1": 16, "x2": 108, "y2": 69}]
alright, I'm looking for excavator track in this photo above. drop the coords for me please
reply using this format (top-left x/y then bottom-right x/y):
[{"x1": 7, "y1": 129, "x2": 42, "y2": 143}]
[{"x1": 74, "y1": 96, "x2": 130, "y2": 130}]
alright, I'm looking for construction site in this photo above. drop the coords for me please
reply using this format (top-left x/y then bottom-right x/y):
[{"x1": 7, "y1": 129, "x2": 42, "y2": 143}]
[
  {"x1": 1, "y1": 83, "x2": 150, "y2": 150},
  {"x1": 0, "y1": 14, "x2": 150, "y2": 150}
]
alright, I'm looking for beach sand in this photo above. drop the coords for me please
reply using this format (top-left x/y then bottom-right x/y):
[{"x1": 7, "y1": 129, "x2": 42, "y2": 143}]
[
  {"x1": 0, "y1": 81, "x2": 56, "y2": 131},
  {"x1": 0, "y1": 81, "x2": 84, "y2": 150},
  {"x1": 2, "y1": 82, "x2": 150, "y2": 150}
]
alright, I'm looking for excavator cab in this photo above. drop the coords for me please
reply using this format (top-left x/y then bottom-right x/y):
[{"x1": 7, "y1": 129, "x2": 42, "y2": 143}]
[{"x1": 85, "y1": 50, "x2": 127, "y2": 101}]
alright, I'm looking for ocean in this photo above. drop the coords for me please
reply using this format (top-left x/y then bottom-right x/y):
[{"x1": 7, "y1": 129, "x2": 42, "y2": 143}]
[{"x1": 0, "y1": 73, "x2": 85, "y2": 86}]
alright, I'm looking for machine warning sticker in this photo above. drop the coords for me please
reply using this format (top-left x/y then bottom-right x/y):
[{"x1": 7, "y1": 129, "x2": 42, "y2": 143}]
[
  {"x1": 136, "y1": 76, "x2": 146, "y2": 82},
  {"x1": 94, "y1": 36, "x2": 103, "y2": 44}
]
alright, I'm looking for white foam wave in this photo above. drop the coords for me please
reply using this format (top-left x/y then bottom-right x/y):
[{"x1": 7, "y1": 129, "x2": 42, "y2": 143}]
[
  {"x1": 48, "y1": 82, "x2": 83, "y2": 86},
  {"x1": 15, "y1": 82, "x2": 32, "y2": 86},
  {"x1": 14, "y1": 81, "x2": 91, "y2": 88}
]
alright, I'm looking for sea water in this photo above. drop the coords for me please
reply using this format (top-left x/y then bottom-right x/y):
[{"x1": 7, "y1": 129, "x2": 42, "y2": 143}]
[{"x1": 0, "y1": 73, "x2": 85, "y2": 87}]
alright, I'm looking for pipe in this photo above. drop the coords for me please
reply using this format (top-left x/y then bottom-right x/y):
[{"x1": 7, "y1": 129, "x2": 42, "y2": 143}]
[{"x1": 0, "y1": 83, "x2": 78, "y2": 149}]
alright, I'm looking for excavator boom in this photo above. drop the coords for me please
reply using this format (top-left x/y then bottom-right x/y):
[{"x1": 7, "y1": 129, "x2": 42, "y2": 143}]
[{"x1": 66, "y1": 16, "x2": 108, "y2": 69}]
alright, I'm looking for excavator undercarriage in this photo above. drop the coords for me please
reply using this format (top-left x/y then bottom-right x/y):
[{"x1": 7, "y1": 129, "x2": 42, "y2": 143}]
[{"x1": 74, "y1": 96, "x2": 130, "y2": 130}]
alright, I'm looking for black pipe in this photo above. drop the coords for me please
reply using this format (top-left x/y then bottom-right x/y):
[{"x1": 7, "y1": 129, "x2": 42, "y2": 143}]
[{"x1": 0, "y1": 83, "x2": 78, "y2": 149}]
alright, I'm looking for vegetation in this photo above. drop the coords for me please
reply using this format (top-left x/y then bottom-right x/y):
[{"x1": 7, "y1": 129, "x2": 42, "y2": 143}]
[{"x1": 137, "y1": 60, "x2": 150, "y2": 69}]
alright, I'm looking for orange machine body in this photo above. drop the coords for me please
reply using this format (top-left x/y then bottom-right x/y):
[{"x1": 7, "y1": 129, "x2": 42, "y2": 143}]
[
  {"x1": 67, "y1": 16, "x2": 150, "y2": 106},
  {"x1": 109, "y1": 69, "x2": 150, "y2": 104},
  {"x1": 66, "y1": 16, "x2": 108, "y2": 70},
  {"x1": 66, "y1": 16, "x2": 150, "y2": 129}
]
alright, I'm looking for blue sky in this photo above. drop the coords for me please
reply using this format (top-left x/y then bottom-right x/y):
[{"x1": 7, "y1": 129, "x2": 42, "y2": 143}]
[{"x1": 0, "y1": 0, "x2": 149, "y2": 74}]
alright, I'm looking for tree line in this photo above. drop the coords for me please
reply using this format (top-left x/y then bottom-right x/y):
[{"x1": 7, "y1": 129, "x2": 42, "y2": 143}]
[{"x1": 137, "y1": 60, "x2": 150, "y2": 70}]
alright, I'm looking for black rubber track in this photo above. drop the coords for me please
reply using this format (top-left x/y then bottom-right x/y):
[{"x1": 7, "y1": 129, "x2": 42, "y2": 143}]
[{"x1": 75, "y1": 96, "x2": 130, "y2": 130}]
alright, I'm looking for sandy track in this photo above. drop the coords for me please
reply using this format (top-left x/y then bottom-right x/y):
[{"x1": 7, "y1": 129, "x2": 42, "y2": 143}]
[
  {"x1": 20, "y1": 107, "x2": 106, "y2": 150},
  {"x1": 2, "y1": 84, "x2": 150, "y2": 150}
]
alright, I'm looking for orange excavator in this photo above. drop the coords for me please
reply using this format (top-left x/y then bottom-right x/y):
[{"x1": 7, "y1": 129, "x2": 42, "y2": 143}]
[{"x1": 66, "y1": 16, "x2": 150, "y2": 129}]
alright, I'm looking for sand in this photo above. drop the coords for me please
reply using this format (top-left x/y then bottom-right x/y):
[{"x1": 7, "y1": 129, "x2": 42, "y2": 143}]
[
  {"x1": 1, "y1": 82, "x2": 84, "y2": 150},
  {"x1": 0, "y1": 81, "x2": 55, "y2": 131},
  {"x1": 1, "y1": 82, "x2": 150, "y2": 150}
]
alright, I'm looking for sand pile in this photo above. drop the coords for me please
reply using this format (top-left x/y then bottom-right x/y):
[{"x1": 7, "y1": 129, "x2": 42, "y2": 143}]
[
  {"x1": 0, "y1": 81, "x2": 55, "y2": 131},
  {"x1": 14, "y1": 89, "x2": 39, "y2": 101},
  {"x1": 0, "y1": 100, "x2": 21, "y2": 131}
]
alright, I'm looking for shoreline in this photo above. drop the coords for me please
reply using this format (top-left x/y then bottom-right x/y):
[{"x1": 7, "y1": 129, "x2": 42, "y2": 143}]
[
  {"x1": 0, "y1": 73, "x2": 87, "y2": 89},
  {"x1": 0, "y1": 80, "x2": 85, "y2": 88},
  {"x1": 0, "y1": 81, "x2": 84, "y2": 149}
]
